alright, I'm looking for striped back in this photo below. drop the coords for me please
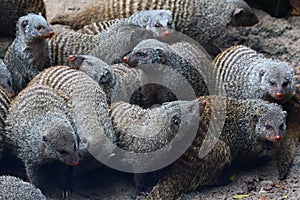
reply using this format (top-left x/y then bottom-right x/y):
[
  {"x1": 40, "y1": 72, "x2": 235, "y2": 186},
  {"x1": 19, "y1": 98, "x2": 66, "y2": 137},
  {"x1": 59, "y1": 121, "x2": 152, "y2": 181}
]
[
  {"x1": 0, "y1": 86, "x2": 11, "y2": 137},
  {"x1": 77, "y1": 19, "x2": 121, "y2": 35}
]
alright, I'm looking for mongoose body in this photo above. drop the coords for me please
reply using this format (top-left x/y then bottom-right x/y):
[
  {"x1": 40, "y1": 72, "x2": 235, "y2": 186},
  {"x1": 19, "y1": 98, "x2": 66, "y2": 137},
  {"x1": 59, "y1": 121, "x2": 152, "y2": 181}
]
[
  {"x1": 0, "y1": 59, "x2": 14, "y2": 97},
  {"x1": 213, "y1": 45, "x2": 295, "y2": 103},
  {"x1": 5, "y1": 84, "x2": 80, "y2": 196},
  {"x1": 50, "y1": 0, "x2": 258, "y2": 43},
  {"x1": 146, "y1": 96, "x2": 289, "y2": 199},
  {"x1": 0, "y1": 0, "x2": 46, "y2": 36},
  {"x1": 77, "y1": 9, "x2": 175, "y2": 35},
  {"x1": 0, "y1": 175, "x2": 46, "y2": 200},
  {"x1": 29, "y1": 65, "x2": 116, "y2": 164},
  {"x1": 0, "y1": 86, "x2": 11, "y2": 161},
  {"x1": 50, "y1": 22, "x2": 155, "y2": 66},
  {"x1": 124, "y1": 39, "x2": 211, "y2": 104},
  {"x1": 4, "y1": 13, "x2": 54, "y2": 94}
]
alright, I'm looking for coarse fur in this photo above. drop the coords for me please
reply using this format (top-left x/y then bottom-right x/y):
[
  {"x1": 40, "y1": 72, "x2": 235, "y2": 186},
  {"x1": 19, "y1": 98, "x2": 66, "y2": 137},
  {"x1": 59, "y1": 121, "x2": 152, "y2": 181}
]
[
  {"x1": 0, "y1": 59, "x2": 14, "y2": 97},
  {"x1": 4, "y1": 13, "x2": 54, "y2": 94},
  {"x1": 145, "y1": 95, "x2": 289, "y2": 199},
  {"x1": 29, "y1": 65, "x2": 116, "y2": 165},
  {"x1": 0, "y1": 0, "x2": 46, "y2": 36},
  {"x1": 49, "y1": 22, "x2": 155, "y2": 66},
  {"x1": 50, "y1": 0, "x2": 258, "y2": 43},
  {"x1": 213, "y1": 45, "x2": 295, "y2": 103},
  {"x1": 0, "y1": 86, "x2": 11, "y2": 161},
  {"x1": 0, "y1": 175, "x2": 46, "y2": 200},
  {"x1": 77, "y1": 9, "x2": 175, "y2": 36},
  {"x1": 5, "y1": 84, "x2": 80, "y2": 197}
]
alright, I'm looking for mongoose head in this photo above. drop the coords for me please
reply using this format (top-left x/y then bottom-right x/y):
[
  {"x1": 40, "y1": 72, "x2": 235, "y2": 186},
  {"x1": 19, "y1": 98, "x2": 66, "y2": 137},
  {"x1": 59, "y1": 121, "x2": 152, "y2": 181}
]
[
  {"x1": 124, "y1": 47, "x2": 167, "y2": 68},
  {"x1": 146, "y1": 10, "x2": 175, "y2": 36},
  {"x1": 41, "y1": 123, "x2": 80, "y2": 166},
  {"x1": 17, "y1": 13, "x2": 54, "y2": 43},
  {"x1": 68, "y1": 54, "x2": 113, "y2": 85},
  {"x1": 253, "y1": 103, "x2": 287, "y2": 142},
  {"x1": 229, "y1": 0, "x2": 259, "y2": 26},
  {"x1": 0, "y1": 60, "x2": 15, "y2": 97},
  {"x1": 259, "y1": 60, "x2": 295, "y2": 101}
]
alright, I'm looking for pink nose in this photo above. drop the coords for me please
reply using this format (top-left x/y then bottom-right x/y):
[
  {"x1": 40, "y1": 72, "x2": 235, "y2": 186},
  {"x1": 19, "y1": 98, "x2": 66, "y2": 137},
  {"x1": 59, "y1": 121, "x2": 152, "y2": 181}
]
[
  {"x1": 68, "y1": 55, "x2": 75, "y2": 61},
  {"x1": 164, "y1": 30, "x2": 171, "y2": 36},
  {"x1": 123, "y1": 56, "x2": 129, "y2": 63},
  {"x1": 202, "y1": 100, "x2": 207, "y2": 106},
  {"x1": 275, "y1": 135, "x2": 282, "y2": 141},
  {"x1": 72, "y1": 160, "x2": 80, "y2": 166},
  {"x1": 276, "y1": 92, "x2": 283, "y2": 98},
  {"x1": 49, "y1": 31, "x2": 55, "y2": 37}
]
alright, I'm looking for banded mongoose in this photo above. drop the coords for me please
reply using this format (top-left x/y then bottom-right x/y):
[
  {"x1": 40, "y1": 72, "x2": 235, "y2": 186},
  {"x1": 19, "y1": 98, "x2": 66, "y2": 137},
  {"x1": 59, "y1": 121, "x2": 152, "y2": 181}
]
[
  {"x1": 124, "y1": 39, "x2": 212, "y2": 104},
  {"x1": 145, "y1": 95, "x2": 289, "y2": 199},
  {"x1": 50, "y1": 22, "x2": 155, "y2": 66},
  {"x1": 0, "y1": 175, "x2": 46, "y2": 200},
  {"x1": 77, "y1": 9, "x2": 175, "y2": 36},
  {"x1": 0, "y1": 86, "x2": 11, "y2": 161},
  {"x1": 68, "y1": 54, "x2": 149, "y2": 105},
  {"x1": 0, "y1": 0, "x2": 46, "y2": 36},
  {"x1": 4, "y1": 13, "x2": 54, "y2": 94},
  {"x1": 5, "y1": 84, "x2": 80, "y2": 197},
  {"x1": 29, "y1": 65, "x2": 116, "y2": 164},
  {"x1": 0, "y1": 58, "x2": 14, "y2": 97},
  {"x1": 50, "y1": 0, "x2": 258, "y2": 43},
  {"x1": 213, "y1": 45, "x2": 295, "y2": 103}
]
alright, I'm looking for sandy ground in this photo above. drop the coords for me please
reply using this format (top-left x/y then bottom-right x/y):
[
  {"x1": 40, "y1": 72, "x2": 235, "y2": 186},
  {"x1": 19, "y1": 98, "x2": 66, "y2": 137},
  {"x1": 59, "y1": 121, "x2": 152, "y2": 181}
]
[{"x1": 1, "y1": 0, "x2": 299, "y2": 199}]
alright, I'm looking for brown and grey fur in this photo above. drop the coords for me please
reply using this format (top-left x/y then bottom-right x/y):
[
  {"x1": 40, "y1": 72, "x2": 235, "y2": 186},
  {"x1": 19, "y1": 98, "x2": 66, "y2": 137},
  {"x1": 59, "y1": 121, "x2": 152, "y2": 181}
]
[
  {"x1": 0, "y1": 175, "x2": 46, "y2": 200},
  {"x1": 50, "y1": 0, "x2": 258, "y2": 43},
  {"x1": 0, "y1": 86, "x2": 11, "y2": 161},
  {"x1": 29, "y1": 65, "x2": 116, "y2": 164},
  {"x1": 0, "y1": 0, "x2": 46, "y2": 36},
  {"x1": 50, "y1": 22, "x2": 155, "y2": 66},
  {"x1": 124, "y1": 39, "x2": 211, "y2": 105},
  {"x1": 213, "y1": 45, "x2": 295, "y2": 103},
  {"x1": 0, "y1": 59, "x2": 14, "y2": 97},
  {"x1": 5, "y1": 84, "x2": 80, "y2": 197},
  {"x1": 68, "y1": 54, "x2": 147, "y2": 105},
  {"x1": 145, "y1": 96, "x2": 289, "y2": 199},
  {"x1": 77, "y1": 9, "x2": 175, "y2": 36},
  {"x1": 4, "y1": 13, "x2": 54, "y2": 94}
]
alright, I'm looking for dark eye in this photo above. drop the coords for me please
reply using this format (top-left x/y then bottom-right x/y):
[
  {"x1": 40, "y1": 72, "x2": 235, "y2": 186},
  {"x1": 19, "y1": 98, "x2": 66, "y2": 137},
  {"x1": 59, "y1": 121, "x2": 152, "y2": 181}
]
[
  {"x1": 58, "y1": 150, "x2": 70, "y2": 156},
  {"x1": 136, "y1": 52, "x2": 147, "y2": 58},
  {"x1": 7, "y1": 80, "x2": 12, "y2": 86},
  {"x1": 279, "y1": 124, "x2": 284, "y2": 130},
  {"x1": 282, "y1": 82, "x2": 288, "y2": 87},
  {"x1": 170, "y1": 115, "x2": 181, "y2": 132},
  {"x1": 99, "y1": 69, "x2": 112, "y2": 83},
  {"x1": 167, "y1": 22, "x2": 173, "y2": 27},
  {"x1": 265, "y1": 125, "x2": 273, "y2": 130},
  {"x1": 154, "y1": 23, "x2": 162, "y2": 28},
  {"x1": 269, "y1": 81, "x2": 276, "y2": 86},
  {"x1": 36, "y1": 25, "x2": 44, "y2": 31}
]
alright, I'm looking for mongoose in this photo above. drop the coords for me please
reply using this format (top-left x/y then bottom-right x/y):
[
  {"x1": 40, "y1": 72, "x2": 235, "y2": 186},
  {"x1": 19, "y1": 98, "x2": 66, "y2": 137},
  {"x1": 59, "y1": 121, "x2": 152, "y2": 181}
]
[
  {"x1": 50, "y1": 0, "x2": 258, "y2": 43},
  {"x1": 77, "y1": 9, "x2": 175, "y2": 36},
  {"x1": 0, "y1": 175, "x2": 46, "y2": 200},
  {"x1": 0, "y1": 59, "x2": 14, "y2": 97},
  {"x1": 4, "y1": 13, "x2": 54, "y2": 94},
  {"x1": 0, "y1": 86, "x2": 11, "y2": 161},
  {"x1": 50, "y1": 22, "x2": 155, "y2": 66},
  {"x1": 0, "y1": 0, "x2": 47, "y2": 36},
  {"x1": 145, "y1": 96, "x2": 289, "y2": 199},
  {"x1": 67, "y1": 54, "x2": 147, "y2": 105},
  {"x1": 213, "y1": 45, "x2": 295, "y2": 103},
  {"x1": 124, "y1": 39, "x2": 212, "y2": 104},
  {"x1": 29, "y1": 65, "x2": 116, "y2": 165},
  {"x1": 5, "y1": 84, "x2": 80, "y2": 197}
]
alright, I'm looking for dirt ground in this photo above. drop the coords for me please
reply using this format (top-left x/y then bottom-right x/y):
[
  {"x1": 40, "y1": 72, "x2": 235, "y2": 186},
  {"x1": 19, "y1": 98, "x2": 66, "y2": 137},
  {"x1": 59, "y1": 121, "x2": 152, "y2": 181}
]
[{"x1": 2, "y1": 0, "x2": 300, "y2": 199}]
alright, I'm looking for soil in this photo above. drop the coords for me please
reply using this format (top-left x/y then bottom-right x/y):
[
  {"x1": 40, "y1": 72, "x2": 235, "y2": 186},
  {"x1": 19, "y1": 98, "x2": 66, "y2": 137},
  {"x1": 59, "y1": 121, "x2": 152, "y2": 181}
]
[{"x1": 1, "y1": 0, "x2": 299, "y2": 199}]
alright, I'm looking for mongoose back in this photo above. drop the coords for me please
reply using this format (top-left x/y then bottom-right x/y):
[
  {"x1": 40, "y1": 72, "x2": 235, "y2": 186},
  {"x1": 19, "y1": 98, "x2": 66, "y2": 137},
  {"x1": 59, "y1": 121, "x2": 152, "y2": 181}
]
[
  {"x1": 0, "y1": 59, "x2": 14, "y2": 97},
  {"x1": 68, "y1": 54, "x2": 147, "y2": 105},
  {"x1": 124, "y1": 39, "x2": 211, "y2": 104},
  {"x1": 0, "y1": 175, "x2": 46, "y2": 200},
  {"x1": 4, "y1": 13, "x2": 54, "y2": 94},
  {"x1": 213, "y1": 45, "x2": 295, "y2": 103},
  {"x1": 77, "y1": 9, "x2": 175, "y2": 35},
  {"x1": 146, "y1": 95, "x2": 289, "y2": 199},
  {"x1": 0, "y1": 0, "x2": 46, "y2": 36},
  {"x1": 29, "y1": 65, "x2": 116, "y2": 163},
  {"x1": 5, "y1": 84, "x2": 80, "y2": 196},
  {"x1": 50, "y1": 0, "x2": 258, "y2": 42},
  {"x1": 50, "y1": 22, "x2": 155, "y2": 66},
  {"x1": 0, "y1": 86, "x2": 11, "y2": 161}
]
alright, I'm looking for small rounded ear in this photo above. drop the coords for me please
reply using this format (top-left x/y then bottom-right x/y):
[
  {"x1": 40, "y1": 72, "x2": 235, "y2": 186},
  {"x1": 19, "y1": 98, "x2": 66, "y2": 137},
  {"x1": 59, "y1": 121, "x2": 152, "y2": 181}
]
[
  {"x1": 283, "y1": 111, "x2": 287, "y2": 117},
  {"x1": 156, "y1": 48, "x2": 167, "y2": 64},
  {"x1": 251, "y1": 113, "x2": 260, "y2": 124},
  {"x1": 42, "y1": 135, "x2": 49, "y2": 146},
  {"x1": 259, "y1": 69, "x2": 266, "y2": 77},
  {"x1": 21, "y1": 19, "x2": 28, "y2": 29},
  {"x1": 233, "y1": 8, "x2": 243, "y2": 19}
]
